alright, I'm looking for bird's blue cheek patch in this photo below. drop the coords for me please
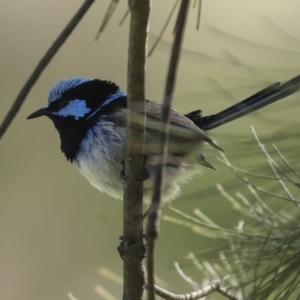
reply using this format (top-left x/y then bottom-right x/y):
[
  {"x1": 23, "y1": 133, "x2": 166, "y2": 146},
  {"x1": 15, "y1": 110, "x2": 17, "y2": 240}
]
[{"x1": 54, "y1": 99, "x2": 91, "y2": 120}]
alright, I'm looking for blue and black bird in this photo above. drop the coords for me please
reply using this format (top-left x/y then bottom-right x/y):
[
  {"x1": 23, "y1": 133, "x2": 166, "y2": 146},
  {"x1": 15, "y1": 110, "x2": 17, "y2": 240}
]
[{"x1": 28, "y1": 75, "x2": 300, "y2": 203}]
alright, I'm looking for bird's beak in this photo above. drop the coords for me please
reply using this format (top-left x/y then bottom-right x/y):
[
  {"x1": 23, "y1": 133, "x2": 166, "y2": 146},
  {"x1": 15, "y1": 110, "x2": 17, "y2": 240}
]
[{"x1": 27, "y1": 108, "x2": 50, "y2": 119}]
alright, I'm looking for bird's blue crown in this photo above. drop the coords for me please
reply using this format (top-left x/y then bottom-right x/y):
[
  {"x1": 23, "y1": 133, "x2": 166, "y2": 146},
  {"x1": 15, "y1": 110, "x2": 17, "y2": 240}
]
[
  {"x1": 48, "y1": 77, "x2": 95, "y2": 104},
  {"x1": 46, "y1": 77, "x2": 127, "y2": 120}
]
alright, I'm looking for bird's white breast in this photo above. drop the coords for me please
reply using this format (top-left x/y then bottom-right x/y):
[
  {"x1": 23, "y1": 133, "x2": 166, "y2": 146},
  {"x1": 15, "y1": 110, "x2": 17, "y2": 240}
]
[
  {"x1": 75, "y1": 118, "x2": 203, "y2": 204},
  {"x1": 75, "y1": 118, "x2": 126, "y2": 200}
]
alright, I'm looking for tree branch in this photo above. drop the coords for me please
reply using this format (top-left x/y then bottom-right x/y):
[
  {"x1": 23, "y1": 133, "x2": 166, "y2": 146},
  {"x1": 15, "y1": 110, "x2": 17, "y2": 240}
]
[
  {"x1": 0, "y1": 0, "x2": 95, "y2": 140},
  {"x1": 146, "y1": 1, "x2": 190, "y2": 299},
  {"x1": 122, "y1": 0, "x2": 151, "y2": 299}
]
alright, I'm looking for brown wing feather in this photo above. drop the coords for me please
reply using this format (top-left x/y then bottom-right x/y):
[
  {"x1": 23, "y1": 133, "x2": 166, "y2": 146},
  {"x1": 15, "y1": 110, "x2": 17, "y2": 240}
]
[
  {"x1": 113, "y1": 102, "x2": 222, "y2": 155},
  {"x1": 145, "y1": 101, "x2": 222, "y2": 151}
]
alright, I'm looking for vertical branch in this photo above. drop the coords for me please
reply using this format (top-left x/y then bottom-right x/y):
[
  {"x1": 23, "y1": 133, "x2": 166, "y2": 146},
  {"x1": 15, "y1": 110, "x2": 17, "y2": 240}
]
[
  {"x1": 146, "y1": 1, "x2": 190, "y2": 299},
  {"x1": 123, "y1": 1, "x2": 151, "y2": 300}
]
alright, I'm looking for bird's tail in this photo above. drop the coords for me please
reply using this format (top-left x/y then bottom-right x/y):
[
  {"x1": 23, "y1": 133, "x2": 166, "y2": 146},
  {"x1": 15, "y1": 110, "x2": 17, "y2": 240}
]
[{"x1": 188, "y1": 74, "x2": 300, "y2": 131}]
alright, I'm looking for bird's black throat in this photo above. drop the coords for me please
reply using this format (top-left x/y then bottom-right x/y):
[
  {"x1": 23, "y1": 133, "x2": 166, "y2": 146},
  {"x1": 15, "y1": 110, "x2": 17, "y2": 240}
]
[{"x1": 48, "y1": 96, "x2": 127, "y2": 162}]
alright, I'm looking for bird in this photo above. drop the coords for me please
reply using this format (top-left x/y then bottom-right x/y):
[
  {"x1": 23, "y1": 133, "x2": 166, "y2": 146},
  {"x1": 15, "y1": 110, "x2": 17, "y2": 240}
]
[{"x1": 28, "y1": 75, "x2": 300, "y2": 203}]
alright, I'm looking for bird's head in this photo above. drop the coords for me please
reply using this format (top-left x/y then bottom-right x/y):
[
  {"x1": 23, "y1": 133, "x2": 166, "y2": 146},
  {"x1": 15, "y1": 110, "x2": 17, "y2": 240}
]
[
  {"x1": 28, "y1": 77, "x2": 127, "y2": 161},
  {"x1": 28, "y1": 77, "x2": 126, "y2": 121}
]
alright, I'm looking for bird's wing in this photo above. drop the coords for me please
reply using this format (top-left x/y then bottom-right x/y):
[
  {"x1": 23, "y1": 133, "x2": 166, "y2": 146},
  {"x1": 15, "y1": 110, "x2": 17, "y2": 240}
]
[{"x1": 145, "y1": 100, "x2": 222, "y2": 151}]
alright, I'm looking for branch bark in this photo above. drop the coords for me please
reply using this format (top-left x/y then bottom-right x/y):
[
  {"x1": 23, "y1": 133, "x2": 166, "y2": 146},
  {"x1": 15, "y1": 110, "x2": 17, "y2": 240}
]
[{"x1": 123, "y1": 1, "x2": 151, "y2": 299}]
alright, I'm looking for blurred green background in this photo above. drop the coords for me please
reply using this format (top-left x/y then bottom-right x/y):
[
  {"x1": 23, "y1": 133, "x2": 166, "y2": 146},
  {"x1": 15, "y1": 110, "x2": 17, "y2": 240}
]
[{"x1": 1, "y1": 1, "x2": 300, "y2": 299}]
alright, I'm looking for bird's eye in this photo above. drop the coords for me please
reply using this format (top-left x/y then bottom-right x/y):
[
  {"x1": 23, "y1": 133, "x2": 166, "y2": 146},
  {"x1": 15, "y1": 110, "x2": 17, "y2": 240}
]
[{"x1": 58, "y1": 99, "x2": 69, "y2": 108}]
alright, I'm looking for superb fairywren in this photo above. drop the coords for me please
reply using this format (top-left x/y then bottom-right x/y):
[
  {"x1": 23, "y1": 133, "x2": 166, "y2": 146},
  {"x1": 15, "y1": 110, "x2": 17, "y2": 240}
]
[{"x1": 28, "y1": 75, "x2": 300, "y2": 203}]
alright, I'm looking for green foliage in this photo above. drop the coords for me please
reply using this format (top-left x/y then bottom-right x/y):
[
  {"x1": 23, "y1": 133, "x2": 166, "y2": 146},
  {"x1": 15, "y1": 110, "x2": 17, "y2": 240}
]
[{"x1": 165, "y1": 128, "x2": 300, "y2": 299}]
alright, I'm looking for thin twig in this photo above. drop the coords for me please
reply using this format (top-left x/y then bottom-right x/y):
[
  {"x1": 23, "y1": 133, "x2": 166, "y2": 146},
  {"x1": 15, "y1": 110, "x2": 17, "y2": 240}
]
[
  {"x1": 94, "y1": 285, "x2": 118, "y2": 300},
  {"x1": 122, "y1": 1, "x2": 151, "y2": 299},
  {"x1": 146, "y1": 281, "x2": 238, "y2": 300},
  {"x1": 196, "y1": 0, "x2": 202, "y2": 30},
  {"x1": 146, "y1": 2, "x2": 190, "y2": 299},
  {"x1": 68, "y1": 293, "x2": 80, "y2": 300},
  {"x1": 119, "y1": 8, "x2": 130, "y2": 26},
  {"x1": 219, "y1": 252, "x2": 243, "y2": 290},
  {"x1": 95, "y1": 0, "x2": 120, "y2": 40},
  {"x1": 98, "y1": 267, "x2": 123, "y2": 285},
  {"x1": 251, "y1": 126, "x2": 300, "y2": 208},
  {"x1": 272, "y1": 144, "x2": 300, "y2": 184},
  {"x1": 148, "y1": 0, "x2": 179, "y2": 56},
  {"x1": 174, "y1": 261, "x2": 201, "y2": 289},
  {"x1": 217, "y1": 155, "x2": 300, "y2": 204},
  {"x1": 225, "y1": 167, "x2": 291, "y2": 182},
  {"x1": 0, "y1": 0, "x2": 95, "y2": 140}
]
